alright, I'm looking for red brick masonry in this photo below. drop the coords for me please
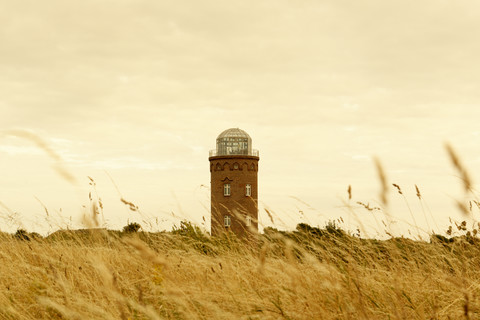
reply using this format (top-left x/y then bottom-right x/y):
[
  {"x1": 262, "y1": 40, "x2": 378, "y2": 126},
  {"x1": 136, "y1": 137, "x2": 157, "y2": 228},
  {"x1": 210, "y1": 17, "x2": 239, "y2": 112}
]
[{"x1": 209, "y1": 155, "x2": 259, "y2": 237}]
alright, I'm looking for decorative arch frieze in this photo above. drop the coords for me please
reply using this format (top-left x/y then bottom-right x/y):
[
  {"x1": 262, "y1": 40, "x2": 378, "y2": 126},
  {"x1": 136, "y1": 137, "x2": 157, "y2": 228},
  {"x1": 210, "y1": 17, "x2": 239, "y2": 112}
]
[
  {"x1": 223, "y1": 162, "x2": 231, "y2": 171},
  {"x1": 212, "y1": 160, "x2": 258, "y2": 172}
]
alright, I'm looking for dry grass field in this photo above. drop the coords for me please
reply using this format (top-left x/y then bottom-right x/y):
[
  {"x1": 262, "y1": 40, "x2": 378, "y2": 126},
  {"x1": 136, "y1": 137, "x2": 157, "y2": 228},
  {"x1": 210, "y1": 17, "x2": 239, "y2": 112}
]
[{"x1": 0, "y1": 221, "x2": 479, "y2": 320}]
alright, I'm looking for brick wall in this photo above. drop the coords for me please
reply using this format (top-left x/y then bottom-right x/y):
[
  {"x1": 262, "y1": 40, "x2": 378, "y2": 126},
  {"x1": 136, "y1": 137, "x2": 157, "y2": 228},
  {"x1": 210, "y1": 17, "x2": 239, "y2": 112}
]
[{"x1": 209, "y1": 155, "x2": 259, "y2": 237}]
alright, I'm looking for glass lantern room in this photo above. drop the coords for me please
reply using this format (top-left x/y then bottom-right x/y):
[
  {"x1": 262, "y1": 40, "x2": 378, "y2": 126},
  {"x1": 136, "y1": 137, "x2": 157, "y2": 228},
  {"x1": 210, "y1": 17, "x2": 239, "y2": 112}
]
[{"x1": 210, "y1": 128, "x2": 258, "y2": 157}]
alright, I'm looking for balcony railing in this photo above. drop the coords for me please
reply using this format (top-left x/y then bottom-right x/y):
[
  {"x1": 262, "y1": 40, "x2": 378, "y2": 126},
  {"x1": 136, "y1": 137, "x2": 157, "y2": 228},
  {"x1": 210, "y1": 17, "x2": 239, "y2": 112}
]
[{"x1": 209, "y1": 149, "x2": 259, "y2": 157}]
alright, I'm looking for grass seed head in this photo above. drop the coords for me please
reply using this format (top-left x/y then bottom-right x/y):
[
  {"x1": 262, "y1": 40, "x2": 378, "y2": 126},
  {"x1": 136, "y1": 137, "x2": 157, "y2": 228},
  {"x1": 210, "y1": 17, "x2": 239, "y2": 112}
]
[
  {"x1": 445, "y1": 142, "x2": 472, "y2": 193},
  {"x1": 374, "y1": 157, "x2": 389, "y2": 206}
]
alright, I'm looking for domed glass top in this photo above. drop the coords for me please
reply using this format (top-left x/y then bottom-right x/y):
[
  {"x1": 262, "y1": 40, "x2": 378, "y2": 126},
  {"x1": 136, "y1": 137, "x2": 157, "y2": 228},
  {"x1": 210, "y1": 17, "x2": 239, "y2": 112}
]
[
  {"x1": 210, "y1": 128, "x2": 259, "y2": 157},
  {"x1": 217, "y1": 128, "x2": 252, "y2": 140}
]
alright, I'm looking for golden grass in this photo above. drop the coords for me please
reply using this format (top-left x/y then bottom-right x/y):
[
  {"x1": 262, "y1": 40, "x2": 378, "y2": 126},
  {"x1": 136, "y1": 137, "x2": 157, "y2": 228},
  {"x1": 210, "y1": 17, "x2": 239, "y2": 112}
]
[{"x1": 0, "y1": 227, "x2": 479, "y2": 319}]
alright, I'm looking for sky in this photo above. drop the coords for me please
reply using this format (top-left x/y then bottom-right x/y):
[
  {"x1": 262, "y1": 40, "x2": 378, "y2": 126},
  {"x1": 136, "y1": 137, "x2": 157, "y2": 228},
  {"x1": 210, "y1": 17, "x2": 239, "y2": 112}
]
[{"x1": 1, "y1": 0, "x2": 480, "y2": 237}]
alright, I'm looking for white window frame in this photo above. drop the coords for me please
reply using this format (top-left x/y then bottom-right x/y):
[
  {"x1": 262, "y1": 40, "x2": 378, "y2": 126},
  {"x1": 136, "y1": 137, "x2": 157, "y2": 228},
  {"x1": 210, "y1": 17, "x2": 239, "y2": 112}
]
[
  {"x1": 224, "y1": 183, "x2": 231, "y2": 196},
  {"x1": 245, "y1": 184, "x2": 251, "y2": 196},
  {"x1": 224, "y1": 215, "x2": 231, "y2": 227},
  {"x1": 246, "y1": 215, "x2": 252, "y2": 227}
]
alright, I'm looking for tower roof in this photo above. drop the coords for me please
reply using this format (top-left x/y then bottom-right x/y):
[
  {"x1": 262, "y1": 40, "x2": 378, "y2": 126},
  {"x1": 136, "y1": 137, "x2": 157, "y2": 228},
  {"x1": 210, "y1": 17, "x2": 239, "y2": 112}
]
[
  {"x1": 210, "y1": 127, "x2": 258, "y2": 157},
  {"x1": 217, "y1": 128, "x2": 251, "y2": 140}
]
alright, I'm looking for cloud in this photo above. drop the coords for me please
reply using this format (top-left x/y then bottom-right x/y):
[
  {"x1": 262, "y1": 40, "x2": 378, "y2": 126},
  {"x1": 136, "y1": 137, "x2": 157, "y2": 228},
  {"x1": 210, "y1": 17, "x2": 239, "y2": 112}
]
[
  {"x1": 1, "y1": 0, "x2": 480, "y2": 233},
  {"x1": 0, "y1": 145, "x2": 42, "y2": 156}
]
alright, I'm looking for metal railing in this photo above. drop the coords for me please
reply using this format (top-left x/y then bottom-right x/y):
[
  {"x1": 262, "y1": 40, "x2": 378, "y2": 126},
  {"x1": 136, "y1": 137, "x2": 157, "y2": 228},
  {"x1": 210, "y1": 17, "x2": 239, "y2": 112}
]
[{"x1": 209, "y1": 149, "x2": 259, "y2": 157}]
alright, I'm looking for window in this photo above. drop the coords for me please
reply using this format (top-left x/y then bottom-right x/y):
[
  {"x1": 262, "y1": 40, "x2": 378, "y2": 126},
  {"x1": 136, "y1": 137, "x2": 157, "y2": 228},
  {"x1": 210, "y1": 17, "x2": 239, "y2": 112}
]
[
  {"x1": 224, "y1": 183, "x2": 231, "y2": 196},
  {"x1": 224, "y1": 215, "x2": 231, "y2": 227},
  {"x1": 246, "y1": 215, "x2": 252, "y2": 227},
  {"x1": 245, "y1": 184, "x2": 251, "y2": 196}
]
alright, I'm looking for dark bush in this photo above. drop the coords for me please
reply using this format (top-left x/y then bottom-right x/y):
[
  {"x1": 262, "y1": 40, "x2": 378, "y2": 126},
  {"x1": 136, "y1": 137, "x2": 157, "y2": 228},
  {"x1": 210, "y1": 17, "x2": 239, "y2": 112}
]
[
  {"x1": 123, "y1": 222, "x2": 141, "y2": 233},
  {"x1": 431, "y1": 234, "x2": 454, "y2": 244},
  {"x1": 15, "y1": 229, "x2": 30, "y2": 241}
]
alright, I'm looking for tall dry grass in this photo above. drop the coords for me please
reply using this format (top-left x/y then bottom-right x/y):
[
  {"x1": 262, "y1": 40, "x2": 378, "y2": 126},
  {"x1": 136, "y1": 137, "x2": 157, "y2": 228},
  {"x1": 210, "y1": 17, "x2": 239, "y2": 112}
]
[{"x1": 0, "y1": 226, "x2": 479, "y2": 319}]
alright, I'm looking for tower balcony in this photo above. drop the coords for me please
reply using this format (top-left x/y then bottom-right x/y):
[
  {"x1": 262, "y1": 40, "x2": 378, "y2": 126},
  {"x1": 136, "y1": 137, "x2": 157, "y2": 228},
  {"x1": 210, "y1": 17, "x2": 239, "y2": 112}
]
[{"x1": 209, "y1": 149, "x2": 259, "y2": 157}]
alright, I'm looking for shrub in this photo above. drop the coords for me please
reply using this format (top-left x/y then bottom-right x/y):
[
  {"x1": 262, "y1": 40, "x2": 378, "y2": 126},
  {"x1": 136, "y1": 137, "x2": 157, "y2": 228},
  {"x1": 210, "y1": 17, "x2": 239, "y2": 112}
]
[
  {"x1": 14, "y1": 229, "x2": 30, "y2": 241},
  {"x1": 431, "y1": 234, "x2": 454, "y2": 244},
  {"x1": 123, "y1": 222, "x2": 141, "y2": 233}
]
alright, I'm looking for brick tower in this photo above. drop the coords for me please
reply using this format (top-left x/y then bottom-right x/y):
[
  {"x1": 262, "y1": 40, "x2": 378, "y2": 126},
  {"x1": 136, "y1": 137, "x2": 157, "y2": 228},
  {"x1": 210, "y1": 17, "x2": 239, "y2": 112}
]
[{"x1": 209, "y1": 128, "x2": 259, "y2": 237}]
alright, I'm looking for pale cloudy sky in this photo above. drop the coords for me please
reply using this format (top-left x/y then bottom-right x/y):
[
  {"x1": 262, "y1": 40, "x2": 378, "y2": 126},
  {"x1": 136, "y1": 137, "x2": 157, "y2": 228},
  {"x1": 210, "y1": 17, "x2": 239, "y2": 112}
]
[{"x1": 1, "y1": 0, "x2": 480, "y2": 237}]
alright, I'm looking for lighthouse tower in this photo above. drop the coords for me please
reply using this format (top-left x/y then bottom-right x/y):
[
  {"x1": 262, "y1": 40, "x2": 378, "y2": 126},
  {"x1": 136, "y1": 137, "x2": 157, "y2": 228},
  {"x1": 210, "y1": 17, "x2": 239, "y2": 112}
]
[{"x1": 209, "y1": 128, "x2": 259, "y2": 237}]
